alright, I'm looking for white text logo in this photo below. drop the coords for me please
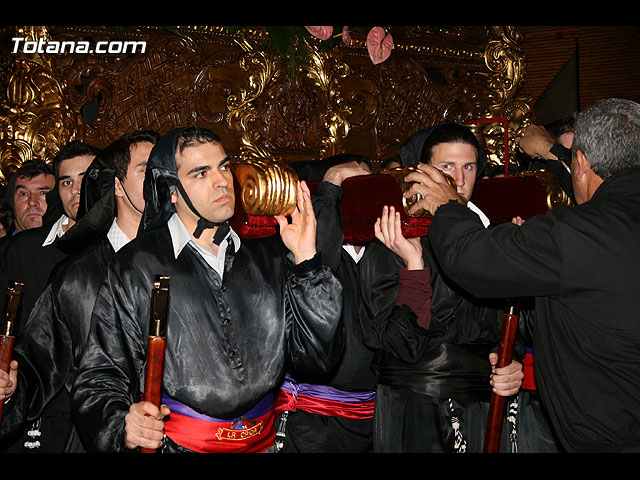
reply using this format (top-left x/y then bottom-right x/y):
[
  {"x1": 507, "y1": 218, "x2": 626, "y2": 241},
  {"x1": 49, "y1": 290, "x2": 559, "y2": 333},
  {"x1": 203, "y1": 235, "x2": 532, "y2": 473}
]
[{"x1": 11, "y1": 37, "x2": 147, "y2": 55}]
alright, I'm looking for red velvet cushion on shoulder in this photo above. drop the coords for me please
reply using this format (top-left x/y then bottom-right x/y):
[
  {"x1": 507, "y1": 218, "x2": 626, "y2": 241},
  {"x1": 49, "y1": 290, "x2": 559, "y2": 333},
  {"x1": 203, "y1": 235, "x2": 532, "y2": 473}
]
[
  {"x1": 336, "y1": 174, "x2": 551, "y2": 242},
  {"x1": 338, "y1": 174, "x2": 431, "y2": 244},
  {"x1": 229, "y1": 173, "x2": 551, "y2": 241},
  {"x1": 471, "y1": 176, "x2": 549, "y2": 224}
]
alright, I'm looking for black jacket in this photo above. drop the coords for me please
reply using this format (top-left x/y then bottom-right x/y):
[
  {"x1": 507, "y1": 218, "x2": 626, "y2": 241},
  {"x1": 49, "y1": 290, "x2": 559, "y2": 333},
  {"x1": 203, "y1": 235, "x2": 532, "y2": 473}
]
[
  {"x1": 0, "y1": 238, "x2": 116, "y2": 452},
  {"x1": 428, "y1": 166, "x2": 640, "y2": 452},
  {"x1": 294, "y1": 180, "x2": 375, "y2": 392},
  {"x1": 71, "y1": 127, "x2": 344, "y2": 452},
  {"x1": 72, "y1": 223, "x2": 343, "y2": 452},
  {"x1": 359, "y1": 233, "x2": 505, "y2": 403},
  {"x1": 0, "y1": 146, "x2": 119, "y2": 452}
]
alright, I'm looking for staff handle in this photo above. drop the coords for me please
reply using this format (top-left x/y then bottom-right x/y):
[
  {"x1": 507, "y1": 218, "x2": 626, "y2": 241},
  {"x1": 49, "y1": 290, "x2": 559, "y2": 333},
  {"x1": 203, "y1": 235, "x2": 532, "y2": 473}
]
[{"x1": 483, "y1": 299, "x2": 520, "y2": 453}]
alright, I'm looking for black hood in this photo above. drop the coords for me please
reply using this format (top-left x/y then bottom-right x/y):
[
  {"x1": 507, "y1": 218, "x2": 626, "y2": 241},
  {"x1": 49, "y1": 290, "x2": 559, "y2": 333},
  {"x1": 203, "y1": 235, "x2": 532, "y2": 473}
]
[
  {"x1": 54, "y1": 146, "x2": 117, "y2": 254},
  {"x1": 3, "y1": 173, "x2": 17, "y2": 208},
  {"x1": 398, "y1": 125, "x2": 438, "y2": 168},
  {"x1": 138, "y1": 127, "x2": 230, "y2": 243},
  {"x1": 138, "y1": 127, "x2": 184, "y2": 236}
]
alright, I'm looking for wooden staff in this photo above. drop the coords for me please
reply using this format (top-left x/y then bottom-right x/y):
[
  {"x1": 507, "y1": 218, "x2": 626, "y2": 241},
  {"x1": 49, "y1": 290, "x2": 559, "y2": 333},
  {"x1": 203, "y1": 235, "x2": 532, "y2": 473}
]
[
  {"x1": 140, "y1": 275, "x2": 170, "y2": 454},
  {"x1": 483, "y1": 298, "x2": 520, "y2": 453},
  {"x1": 0, "y1": 281, "x2": 24, "y2": 425}
]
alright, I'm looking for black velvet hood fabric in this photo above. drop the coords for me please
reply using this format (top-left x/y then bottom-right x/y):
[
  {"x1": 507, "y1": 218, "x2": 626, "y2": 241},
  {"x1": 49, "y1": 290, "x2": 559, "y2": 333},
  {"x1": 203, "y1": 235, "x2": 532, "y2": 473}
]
[
  {"x1": 3, "y1": 172, "x2": 18, "y2": 208},
  {"x1": 138, "y1": 127, "x2": 184, "y2": 236},
  {"x1": 53, "y1": 146, "x2": 117, "y2": 255}
]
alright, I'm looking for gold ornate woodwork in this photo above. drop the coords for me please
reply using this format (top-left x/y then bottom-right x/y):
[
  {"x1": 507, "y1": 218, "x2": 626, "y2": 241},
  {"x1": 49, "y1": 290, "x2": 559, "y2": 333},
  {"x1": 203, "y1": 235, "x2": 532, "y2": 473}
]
[
  {"x1": 0, "y1": 25, "x2": 534, "y2": 194},
  {"x1": 231, "y1": 157, "x2": 298, "y2": 216},
  {"x1": 455, "y1": 27, "x2": 534, "y2": 171},
  {"x1": 0, "y1": 26, "x2": 84, "y2": 185},
  {"x1": 519, "y1": 168, "x2": 573, "y2": 209},
  {"x1": 304, "y1": 43, "x2": 351, "y2": 159},
  {"x1": 226, "y1": 34, "x2": 289, "y2": 160}
]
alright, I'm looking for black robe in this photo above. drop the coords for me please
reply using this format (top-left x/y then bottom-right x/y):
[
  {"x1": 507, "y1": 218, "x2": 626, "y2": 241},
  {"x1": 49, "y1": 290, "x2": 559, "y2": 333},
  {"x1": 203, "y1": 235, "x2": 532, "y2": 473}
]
[
  {"x1": 280, "y1": 181, "x2": 375, "y2": 453},
  {"x1": 428, "y1": 165, "x2": 640, "y2": 452},
  {"x1": 71, "y1": 224, "x2": 343, "y2": 452},
  {"x1": 0, "y1": 222, "x2": 70, "y2": 452},
  {"x1": 358, "y1": 211, "x2": 516, "y2": 453},
  {"x1": 0, "y1": 148, "x2": 123, "y2": 452},
  {"x1": 0, "y1": 237, "x2": 116, "y2": 451},
  {"x1": 0, "y1": 225, "x2": 68, "y2": 337}
]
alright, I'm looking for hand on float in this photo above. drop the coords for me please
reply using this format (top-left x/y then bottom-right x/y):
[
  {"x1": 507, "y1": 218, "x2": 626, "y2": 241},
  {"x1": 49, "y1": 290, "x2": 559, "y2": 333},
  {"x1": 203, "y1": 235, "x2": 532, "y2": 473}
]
[
  {"x1": 323, "y1": 161, "x2": 371, "y2": 187},
  {"x1": 516, "y1": 124, "x2": 557, "y2": 160},
  {"x1": 403, "y1": 164, "x2": 463, "y2": 216}
]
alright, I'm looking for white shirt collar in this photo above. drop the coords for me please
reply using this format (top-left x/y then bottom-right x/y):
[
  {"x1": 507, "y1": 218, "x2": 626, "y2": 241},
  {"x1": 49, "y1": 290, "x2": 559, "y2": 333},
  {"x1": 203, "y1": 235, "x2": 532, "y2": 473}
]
[
  {"x1": 107, "y1": 218, "x2": 132, "y2": 252},
  {"x1": 42, "y1": 215, "x2": 70, "y2": 247},
  {"x1": 342, "y1": 244, "x2": 366, "y2": 263},
  {"x1": 167, "y1": 213, "x2": 240, "y2": 277},
  {"x1": 467, "y1": 200, "x2": 491, "y2": 229}
]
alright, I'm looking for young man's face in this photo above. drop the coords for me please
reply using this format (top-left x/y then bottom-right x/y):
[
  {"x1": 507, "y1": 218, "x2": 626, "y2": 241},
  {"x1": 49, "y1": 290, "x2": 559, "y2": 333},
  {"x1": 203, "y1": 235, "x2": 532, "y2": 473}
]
[
  {"x1": 116, "y1": 141, "x2": 154, "y2": 215},
  {"x1": 57, "y1": 155, "x2": 95, "y2": 221},
  {"x1": 172, "y1": 141, "x2": 235, "y2": 228},
  {"x1": 419, "y1": 142, "x2": 478, "y2": 201},
  {"x1": 12, "y1": 172, "x2": 55, "y2": 231}
]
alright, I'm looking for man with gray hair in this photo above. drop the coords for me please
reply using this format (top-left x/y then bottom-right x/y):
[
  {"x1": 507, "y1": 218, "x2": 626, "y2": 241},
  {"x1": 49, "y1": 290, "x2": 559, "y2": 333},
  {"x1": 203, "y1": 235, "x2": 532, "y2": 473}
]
[{"x1": 399, "y1": 98, "x2": 640, "y2": 453}]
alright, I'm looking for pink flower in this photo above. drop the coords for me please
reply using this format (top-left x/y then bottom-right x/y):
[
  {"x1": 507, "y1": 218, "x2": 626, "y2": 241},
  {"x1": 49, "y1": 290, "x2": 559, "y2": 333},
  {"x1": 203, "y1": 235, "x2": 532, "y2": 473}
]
[
  {"x1": 305, "y1": 26, "x2": 333, "y2": 41},
  {"x1": 366, "y1": 27, "x2": 393, "y2": 65},
  {"x1": 342, "y1": 26, "x2": 351, "y2": 46}
]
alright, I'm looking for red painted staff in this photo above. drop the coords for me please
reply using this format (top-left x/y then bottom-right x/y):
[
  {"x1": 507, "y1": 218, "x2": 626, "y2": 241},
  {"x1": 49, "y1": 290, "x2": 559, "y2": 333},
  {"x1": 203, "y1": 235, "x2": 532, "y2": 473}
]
[
  {"x1": 0, "y1": 281, "x2": 24, "y2": 426},
  {"x1": 483, "y1": 299, "x2": 520, "y2": 453},
  {"x1": 140, "y1": 275, "x2": 170, "y2": 453}
]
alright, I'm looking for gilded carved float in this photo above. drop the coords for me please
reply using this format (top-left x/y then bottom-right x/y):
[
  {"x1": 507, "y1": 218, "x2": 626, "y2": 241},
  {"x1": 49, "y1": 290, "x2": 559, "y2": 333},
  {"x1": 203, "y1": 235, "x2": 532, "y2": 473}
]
[{"x1": 0, "y1": 25, "x2": 566, "y2": 215}]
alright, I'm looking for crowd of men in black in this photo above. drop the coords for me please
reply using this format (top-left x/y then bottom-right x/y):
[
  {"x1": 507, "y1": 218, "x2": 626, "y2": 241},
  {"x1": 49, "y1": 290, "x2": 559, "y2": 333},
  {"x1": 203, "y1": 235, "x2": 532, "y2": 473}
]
[{"x1": 0, "y1": 98, "x2": 639, "y2": 455}]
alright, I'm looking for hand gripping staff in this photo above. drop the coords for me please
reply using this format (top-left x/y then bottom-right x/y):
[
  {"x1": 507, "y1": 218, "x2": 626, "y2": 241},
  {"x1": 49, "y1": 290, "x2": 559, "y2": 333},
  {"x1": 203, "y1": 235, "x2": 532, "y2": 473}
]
[
  {"x1": 0, "y1": 280, "x2": 24, "y2": 426},
  {"x1": 483, "y1": 299, "x2": 520, "y2": 453},
  {"x1": 141, "y1": 275, "x2": 170, "y2": 454}
]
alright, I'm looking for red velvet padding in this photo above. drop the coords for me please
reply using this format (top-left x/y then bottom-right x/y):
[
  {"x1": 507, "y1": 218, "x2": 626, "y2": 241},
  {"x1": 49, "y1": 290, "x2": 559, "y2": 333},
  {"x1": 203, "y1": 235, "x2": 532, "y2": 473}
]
[
  {"x1": 228, "y1": 173, "x2": 551, "y2": 242},
  {"x1": 338, "y1": 174, "x2": 431, "y2": 244},
  {"x1": 472, "y1": 176, "x2": 549, "y2": 225}
]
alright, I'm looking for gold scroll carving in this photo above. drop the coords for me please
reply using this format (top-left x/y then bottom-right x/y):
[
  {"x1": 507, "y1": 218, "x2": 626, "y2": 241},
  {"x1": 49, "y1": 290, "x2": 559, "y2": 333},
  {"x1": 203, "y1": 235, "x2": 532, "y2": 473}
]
[
  {"x1": 474, "y1": 27, "x2": 533, "y2": 170},
  {"x1": 520, "y1": 168, "x2": 573, "y2": 209},
  {"x1": 231, "y1": 157, "x2": 298, "y2": 217},
  {"x1": 0, "y1": 26, "x2": 84, "y2": 186},
  {"x1": 0, "y1": 25, "x2": 534, "y2": 204}
]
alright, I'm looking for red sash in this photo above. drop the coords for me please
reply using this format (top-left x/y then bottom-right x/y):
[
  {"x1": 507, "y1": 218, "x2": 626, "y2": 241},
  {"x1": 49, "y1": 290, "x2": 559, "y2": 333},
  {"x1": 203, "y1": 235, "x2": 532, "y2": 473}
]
[
  {"x1": 275, "y1": 388, "x2": 375, "y2": 419},
  {"x1": 162, "y1": 394, "x2": 275, "y2": 453},
  {"x1": 164, "y1": 411, "x2": 275, "y2": 453}
]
